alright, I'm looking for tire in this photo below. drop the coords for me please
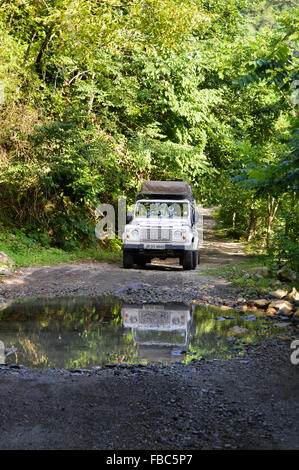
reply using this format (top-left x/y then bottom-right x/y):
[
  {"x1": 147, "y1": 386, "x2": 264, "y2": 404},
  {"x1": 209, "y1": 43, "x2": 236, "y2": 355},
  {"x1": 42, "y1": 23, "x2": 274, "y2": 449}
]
[
  {"x1": 123, "y1": 251, "x2": 134, "y2": 269},
  {"x1": 192, "y1": 250, "x2": 199, "y2": 269},
  {"x1": 182, "y1": 251, "x2": 193, "y2": 270},
  {"x1": 136, "y1": 255, "x2": 146, "y2": 267}
]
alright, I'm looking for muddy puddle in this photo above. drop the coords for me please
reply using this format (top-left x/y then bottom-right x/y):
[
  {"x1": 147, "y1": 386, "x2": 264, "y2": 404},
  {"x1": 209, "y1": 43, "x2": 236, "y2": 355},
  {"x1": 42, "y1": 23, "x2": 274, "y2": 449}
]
[{"x1": 0, "y1": 296, "x2": 284, "y2": 370}]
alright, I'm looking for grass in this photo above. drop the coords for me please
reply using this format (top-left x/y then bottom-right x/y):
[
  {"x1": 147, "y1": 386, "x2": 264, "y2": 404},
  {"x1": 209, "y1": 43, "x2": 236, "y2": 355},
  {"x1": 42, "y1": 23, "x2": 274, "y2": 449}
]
[
  {"x1": 200, "y1": 256, "x2": 269, "y2": 278},
  {"x1": 199, "y1": 257, "x2": 299, "y2": 296},
  {"x1": 0, "y1": 226, "x2": 122, "y2": 268}
]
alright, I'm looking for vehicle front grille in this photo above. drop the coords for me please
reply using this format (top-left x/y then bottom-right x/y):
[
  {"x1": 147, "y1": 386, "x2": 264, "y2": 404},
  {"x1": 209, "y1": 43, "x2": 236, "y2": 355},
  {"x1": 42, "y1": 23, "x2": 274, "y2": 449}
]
[
  {"x1": 140, "y1": 226, "x2": 172, "y2": 242},
  {"x1": 138, "y1": 310, "x2": 170, "y2": 328}
]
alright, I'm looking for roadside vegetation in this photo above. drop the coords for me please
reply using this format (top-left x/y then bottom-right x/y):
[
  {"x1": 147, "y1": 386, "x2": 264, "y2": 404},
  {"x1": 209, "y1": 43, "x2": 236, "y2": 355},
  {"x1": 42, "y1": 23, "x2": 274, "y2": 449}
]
[
  {"x1": 0, "y1": 0, "x2": 298, "y2": 271},
  {"x1": 201, "y1": 211, "x2": 298, "y2": 295},
  {"x1": 0, "y1": 224, "x2": 122, "y2": 268},
  {"x1": 200, "y1": 259, "x2": 299, "y2": 295}
]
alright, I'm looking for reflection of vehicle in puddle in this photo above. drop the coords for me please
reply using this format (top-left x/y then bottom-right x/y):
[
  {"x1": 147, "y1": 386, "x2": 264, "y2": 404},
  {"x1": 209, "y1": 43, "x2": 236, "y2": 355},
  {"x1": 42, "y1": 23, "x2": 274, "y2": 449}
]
[{"x1": 121, "y1": 303, "x2": 193, "y2": 362}]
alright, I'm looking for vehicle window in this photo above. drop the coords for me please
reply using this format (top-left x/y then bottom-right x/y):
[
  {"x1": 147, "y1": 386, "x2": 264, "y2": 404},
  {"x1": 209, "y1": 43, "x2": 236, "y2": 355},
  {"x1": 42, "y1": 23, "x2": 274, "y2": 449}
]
[
  {"x1": 135, "y1": 202, "x2": 189, "y2": 218},
  {"x1": 135, "y1": 203, "x2": 147, "y2": 217}
]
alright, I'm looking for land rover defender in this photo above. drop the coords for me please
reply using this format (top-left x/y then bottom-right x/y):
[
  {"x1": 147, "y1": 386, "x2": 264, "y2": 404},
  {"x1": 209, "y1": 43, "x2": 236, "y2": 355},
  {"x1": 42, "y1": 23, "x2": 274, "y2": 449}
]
[{"x1": 122, "y1": 181, "x2": 199, "y2": 270}]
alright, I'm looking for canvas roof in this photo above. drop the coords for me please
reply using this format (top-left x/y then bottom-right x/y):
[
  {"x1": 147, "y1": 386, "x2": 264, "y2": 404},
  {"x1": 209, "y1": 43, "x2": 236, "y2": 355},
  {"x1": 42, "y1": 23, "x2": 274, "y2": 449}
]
[{"x1": 140, "y1": 181, "x2": 192, "y2": 197}]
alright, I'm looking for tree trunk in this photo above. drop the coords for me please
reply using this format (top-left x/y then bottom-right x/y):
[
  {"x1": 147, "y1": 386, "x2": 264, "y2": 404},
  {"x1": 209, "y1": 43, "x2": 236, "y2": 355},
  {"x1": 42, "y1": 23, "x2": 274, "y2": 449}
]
[
  {"x1": 232, "y1": 211, "x2": 236, "y2": 230},
  {"x1": 35, "y1": 26, "x2": 55, "y2": 73},
  {"x1": 266, "y1": 195, "x2": 280, "y2": 248},
  {"x1": 247, "y1": 207, "x2": 256, "y2": 241},
  {"x1": 285, "y1": 191, "x2": 296, "y2": 237}
]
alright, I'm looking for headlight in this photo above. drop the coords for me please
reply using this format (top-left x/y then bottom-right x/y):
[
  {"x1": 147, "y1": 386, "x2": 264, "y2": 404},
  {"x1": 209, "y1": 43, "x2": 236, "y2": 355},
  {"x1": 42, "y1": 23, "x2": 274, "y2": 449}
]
[
  {"x1": 131, "y1": 229, "x2": 139, "y2": 238},
  {"x1": 126, "y1": 228, "x2": 139, "y2": 240},
  {"x1": 173, "y1": 229, "x2": 189, "y2": 240},
  {"x1": 174, "y1": 230, "x2": 182, "y2": 239},
  {"x1": 130, "y1": 315, "x2": 138, "y2": 324},
  {"x1": 172, "y1": 315, "x2": 185, "y2": 325}
]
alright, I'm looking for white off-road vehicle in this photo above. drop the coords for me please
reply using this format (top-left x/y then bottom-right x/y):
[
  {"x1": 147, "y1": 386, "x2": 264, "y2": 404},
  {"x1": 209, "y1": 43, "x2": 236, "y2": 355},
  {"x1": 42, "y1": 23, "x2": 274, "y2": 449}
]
[
  {"x1": 122, "y1": 181, "x2": 199, "y2": 270},
  {"x1": 121, "y1": 303, "x2": 193, "y2": 362}
]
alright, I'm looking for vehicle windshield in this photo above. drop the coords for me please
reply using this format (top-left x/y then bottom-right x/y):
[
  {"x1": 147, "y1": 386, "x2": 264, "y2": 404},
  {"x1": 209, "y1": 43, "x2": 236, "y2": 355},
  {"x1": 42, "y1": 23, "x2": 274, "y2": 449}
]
[
  {"x1": 135, "y1": 201, "x2": 189, "y2": 219},
  {"x1": 132, "y1": 329, "x2": 187, "y2": 345}
]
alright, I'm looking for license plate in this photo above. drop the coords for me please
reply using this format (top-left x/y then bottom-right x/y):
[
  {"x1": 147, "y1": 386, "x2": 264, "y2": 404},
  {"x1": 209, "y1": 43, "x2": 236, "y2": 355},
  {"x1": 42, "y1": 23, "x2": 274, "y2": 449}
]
[{"x1": 144, "y1": 243, "x2": 165, "y2": 250}]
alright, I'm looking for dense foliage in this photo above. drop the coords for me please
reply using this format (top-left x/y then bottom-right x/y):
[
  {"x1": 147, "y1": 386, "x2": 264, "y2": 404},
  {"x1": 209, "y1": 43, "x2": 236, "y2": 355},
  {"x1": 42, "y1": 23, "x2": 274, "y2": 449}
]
[{"x1": 0, "y1": 0, "x2": 298, "y2": 268}]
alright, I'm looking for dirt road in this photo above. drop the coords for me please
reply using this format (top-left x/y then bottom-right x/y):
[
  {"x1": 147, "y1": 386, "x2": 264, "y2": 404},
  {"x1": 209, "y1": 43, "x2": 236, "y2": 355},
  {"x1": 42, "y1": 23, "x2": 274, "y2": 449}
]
[
  {"x1": 0, "y1": 208, "x2": 298, "y2": 450},
  {"x1": 0, "y1": 209, "x2": 246, "y2": 302}
]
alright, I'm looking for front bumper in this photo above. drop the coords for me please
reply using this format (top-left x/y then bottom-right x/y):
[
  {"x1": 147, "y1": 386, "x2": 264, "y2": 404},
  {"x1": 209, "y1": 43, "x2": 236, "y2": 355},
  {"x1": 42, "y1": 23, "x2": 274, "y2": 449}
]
[{"x1": 123, "y1": 243, "x2": 192, "y2": 258}]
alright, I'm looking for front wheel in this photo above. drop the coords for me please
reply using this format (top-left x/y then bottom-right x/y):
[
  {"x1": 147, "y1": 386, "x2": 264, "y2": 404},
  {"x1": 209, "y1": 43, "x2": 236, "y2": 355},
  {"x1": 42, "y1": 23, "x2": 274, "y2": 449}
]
[
  {"x1": 182, "y1": 251, "x2": 193, "y2": 270},
  {"x1": 123, "y1": 252, "x2": 134, "y2": 269},
  {"x1": 135, "y1": 255, "x2": 147, "y2": 267},
  {"x1": 192, "y1": 250, "x2": 199, "y2": 269}
]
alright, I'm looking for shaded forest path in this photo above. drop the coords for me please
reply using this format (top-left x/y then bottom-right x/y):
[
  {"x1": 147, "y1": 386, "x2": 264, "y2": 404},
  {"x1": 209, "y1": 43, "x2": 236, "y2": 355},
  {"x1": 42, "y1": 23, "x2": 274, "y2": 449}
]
[
  {"x1": 198, "y1": 207, "x2": 246, "y2": 268},
  {"x1": 0, "y1": 208, "x2": 249, "y2": 302}
]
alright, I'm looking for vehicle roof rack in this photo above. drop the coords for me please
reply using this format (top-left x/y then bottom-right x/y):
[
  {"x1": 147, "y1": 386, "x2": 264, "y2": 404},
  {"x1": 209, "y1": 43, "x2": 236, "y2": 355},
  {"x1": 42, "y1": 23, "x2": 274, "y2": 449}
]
[{"x1": 136, "y1": 181, "x2": 194, "y2": 201}]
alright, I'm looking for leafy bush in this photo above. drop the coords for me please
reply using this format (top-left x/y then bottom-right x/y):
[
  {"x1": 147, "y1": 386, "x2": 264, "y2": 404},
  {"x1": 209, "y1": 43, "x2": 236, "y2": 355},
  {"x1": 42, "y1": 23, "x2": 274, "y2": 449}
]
[{"x1": 269, "y1": 206, "x2": 299, "y2": 271}]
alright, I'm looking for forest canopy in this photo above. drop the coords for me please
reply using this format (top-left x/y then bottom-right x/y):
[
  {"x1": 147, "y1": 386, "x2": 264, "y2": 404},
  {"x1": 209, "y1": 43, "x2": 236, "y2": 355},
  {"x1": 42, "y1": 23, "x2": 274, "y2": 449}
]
[{"x1": 0, "y1": 0, "x2": 298, "y2": 267}]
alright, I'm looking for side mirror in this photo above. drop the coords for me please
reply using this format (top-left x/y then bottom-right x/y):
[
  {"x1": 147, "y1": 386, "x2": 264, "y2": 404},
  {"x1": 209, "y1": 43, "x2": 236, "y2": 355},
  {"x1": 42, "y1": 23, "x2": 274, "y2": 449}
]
[{"x1": 126, "y1": 212, "x2": 133, "y2": 224}]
